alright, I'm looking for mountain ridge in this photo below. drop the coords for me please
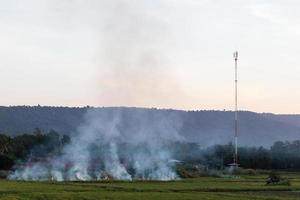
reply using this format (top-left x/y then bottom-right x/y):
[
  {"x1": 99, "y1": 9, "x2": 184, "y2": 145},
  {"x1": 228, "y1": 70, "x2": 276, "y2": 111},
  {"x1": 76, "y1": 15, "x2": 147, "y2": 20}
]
[{"x1": 0, "y1": 106, "x2": 299, "y2": 147}]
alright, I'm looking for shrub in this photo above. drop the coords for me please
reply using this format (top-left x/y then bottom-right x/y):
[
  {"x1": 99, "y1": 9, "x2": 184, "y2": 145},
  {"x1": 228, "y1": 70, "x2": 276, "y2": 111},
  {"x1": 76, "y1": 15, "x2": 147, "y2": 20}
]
[
  {"x1": 242, "y1": 169, "x2": 256, "y2": 175},
  {"x1": 267, "y1": 171, "x2": 281, "y2": 183},
  {"x1": 266, "y1": 171, "x2": 291, "y2": 186},
  {"x1": 176, "y1": 166, "x2": 198, "y2": 178},
  {"x1": 0, "y1": 170, "x2": 8, "y2": 179},
  {"x1": 176, "y1": 164, "x2": 223, "y2": 178}
]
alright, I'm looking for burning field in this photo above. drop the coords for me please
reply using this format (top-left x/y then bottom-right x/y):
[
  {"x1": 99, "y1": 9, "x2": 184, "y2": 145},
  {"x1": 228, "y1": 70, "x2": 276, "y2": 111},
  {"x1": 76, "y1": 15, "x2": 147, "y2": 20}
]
[{"x1": 8, "y1": 109, "x2": 182, "y2": 181}]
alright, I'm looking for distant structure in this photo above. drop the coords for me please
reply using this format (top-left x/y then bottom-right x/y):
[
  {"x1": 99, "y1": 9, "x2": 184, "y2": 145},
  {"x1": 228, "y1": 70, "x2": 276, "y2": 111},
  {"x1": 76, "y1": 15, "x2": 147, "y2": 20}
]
[
  {"x1": 233, "y1": 51, "x2": 239, "y2": 167},
  {"x1": 229, "y1": 51, "x2": 239, "y2": 170}
]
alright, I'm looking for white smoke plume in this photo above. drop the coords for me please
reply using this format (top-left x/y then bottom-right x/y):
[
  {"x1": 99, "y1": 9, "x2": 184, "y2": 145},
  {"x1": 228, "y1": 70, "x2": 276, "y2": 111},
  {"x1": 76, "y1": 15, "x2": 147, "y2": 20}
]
[
  {"x1": 8, "y1": 0, "x2": 184, "y2": 181},
  {"x1": 9, "y1": 108, "x2": 184, "y2": 181}
]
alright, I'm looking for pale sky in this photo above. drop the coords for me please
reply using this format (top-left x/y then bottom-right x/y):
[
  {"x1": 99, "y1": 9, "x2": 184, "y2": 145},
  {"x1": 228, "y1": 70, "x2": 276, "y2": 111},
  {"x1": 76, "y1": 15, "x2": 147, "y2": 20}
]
[{"x1": 0, "y1": 0, "x2": 299, "y2": 114}]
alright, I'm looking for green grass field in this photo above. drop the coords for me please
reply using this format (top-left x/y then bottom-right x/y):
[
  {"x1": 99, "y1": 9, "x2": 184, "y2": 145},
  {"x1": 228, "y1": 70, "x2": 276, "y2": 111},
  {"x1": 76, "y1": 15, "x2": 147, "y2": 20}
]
[{"x1": 1, "y1": 173, "x2": 300, "y2": 200}]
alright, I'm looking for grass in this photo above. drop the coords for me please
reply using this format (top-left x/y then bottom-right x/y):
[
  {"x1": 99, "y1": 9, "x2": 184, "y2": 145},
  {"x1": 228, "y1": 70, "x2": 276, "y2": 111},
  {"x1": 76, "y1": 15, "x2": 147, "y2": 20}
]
[{"x1": 1, "y1": 172, "x2": 300, "y2": 199}]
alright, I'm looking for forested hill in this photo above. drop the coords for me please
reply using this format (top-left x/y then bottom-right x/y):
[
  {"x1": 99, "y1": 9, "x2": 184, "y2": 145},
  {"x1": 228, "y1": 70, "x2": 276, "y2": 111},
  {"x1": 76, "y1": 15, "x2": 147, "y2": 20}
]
[
  {"x1": 0, "y1": 106, "x2": 300, "y2": 147},
  {"x1": 0, "y1": 106, "x2": 87, "y2": 136}
]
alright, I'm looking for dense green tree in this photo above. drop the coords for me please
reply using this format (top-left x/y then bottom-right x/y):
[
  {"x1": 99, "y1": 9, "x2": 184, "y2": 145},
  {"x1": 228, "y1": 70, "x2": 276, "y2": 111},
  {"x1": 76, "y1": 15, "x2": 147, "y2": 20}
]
[{"x1": 0, "y1": 130, "x2": 73, "y2": 170}]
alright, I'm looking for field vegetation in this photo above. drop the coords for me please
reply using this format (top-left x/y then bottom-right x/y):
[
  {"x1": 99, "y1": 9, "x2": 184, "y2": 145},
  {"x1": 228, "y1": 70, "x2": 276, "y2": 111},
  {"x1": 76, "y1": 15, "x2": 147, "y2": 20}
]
[{"x1": 1, "y1": 172, "x2": 300, "y2": 200}]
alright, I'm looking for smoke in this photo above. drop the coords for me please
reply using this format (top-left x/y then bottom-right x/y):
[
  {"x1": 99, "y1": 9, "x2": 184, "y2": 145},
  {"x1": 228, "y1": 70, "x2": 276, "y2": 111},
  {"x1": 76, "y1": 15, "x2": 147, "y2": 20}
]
[
  {"x1": 94, "y1": 0, "x2": 186, "y2": 108},
  {"x1": 8, "y1": 1, "x2": 185, "y2": 181},
  {"x1": 9, "y1": 108, "x2": 184, "y2": 181}
]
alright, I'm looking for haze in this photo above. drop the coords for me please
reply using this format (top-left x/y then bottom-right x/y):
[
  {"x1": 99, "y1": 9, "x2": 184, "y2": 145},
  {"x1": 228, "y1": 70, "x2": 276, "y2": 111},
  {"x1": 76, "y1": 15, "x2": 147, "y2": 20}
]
[{"x1": 0, "y1": 0, "x2": 299, "y2": 114}]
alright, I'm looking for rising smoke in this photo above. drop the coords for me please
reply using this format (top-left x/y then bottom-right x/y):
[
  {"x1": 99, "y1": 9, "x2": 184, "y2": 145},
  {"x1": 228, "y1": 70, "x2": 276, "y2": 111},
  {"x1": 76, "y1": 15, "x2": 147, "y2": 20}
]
[
  {"x1": 95, "y1": 0, "x2": 185, "y2": 108},
  {"x1": 9, "y1": 109, "x2": 184, "y2": 181},
  {"x1": 9, "y1": 0, "x2": 185, "y2": 181}
]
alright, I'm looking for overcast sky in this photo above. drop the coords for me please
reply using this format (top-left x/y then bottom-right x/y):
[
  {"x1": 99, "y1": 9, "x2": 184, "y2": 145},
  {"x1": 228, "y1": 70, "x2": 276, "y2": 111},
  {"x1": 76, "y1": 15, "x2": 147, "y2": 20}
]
[{"x1": 0, "y1": 0, "x2": 299, "y2": 113}]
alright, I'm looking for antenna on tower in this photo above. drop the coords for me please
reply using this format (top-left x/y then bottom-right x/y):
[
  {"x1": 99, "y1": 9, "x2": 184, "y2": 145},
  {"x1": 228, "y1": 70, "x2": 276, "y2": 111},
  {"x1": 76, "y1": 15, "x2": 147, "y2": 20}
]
[{"x1": 233, "y1": 50, "x2": 239, "y2": 168}]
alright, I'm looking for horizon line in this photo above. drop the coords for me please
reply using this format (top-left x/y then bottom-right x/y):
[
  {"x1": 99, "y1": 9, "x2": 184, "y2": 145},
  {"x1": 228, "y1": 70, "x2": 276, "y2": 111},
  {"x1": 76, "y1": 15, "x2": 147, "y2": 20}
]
[{"x1": 0, "y1": 105, "x2": 299, "y2": 115}]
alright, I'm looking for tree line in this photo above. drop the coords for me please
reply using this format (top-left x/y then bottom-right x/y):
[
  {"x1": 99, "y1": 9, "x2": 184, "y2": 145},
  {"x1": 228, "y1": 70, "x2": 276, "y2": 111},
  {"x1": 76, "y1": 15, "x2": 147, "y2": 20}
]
[
  {"x1": 169, "y1": 141, "x2": 300, "y2": 170},
  {"x1": 1, "y1": 129, "x2": 300, "y2": 171},
  {"x1": 0, "y1": 128, "x2": 70, "y2": 170},
  {"x1": 177, "y1": 141, "x2": 300, "y2": 170}
]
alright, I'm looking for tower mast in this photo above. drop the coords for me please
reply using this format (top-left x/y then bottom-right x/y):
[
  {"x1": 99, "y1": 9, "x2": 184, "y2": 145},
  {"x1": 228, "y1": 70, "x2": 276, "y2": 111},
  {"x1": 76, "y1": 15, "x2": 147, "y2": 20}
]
[{"x1": 233, "y1": 51, "x2": 238, "y2": 166}]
